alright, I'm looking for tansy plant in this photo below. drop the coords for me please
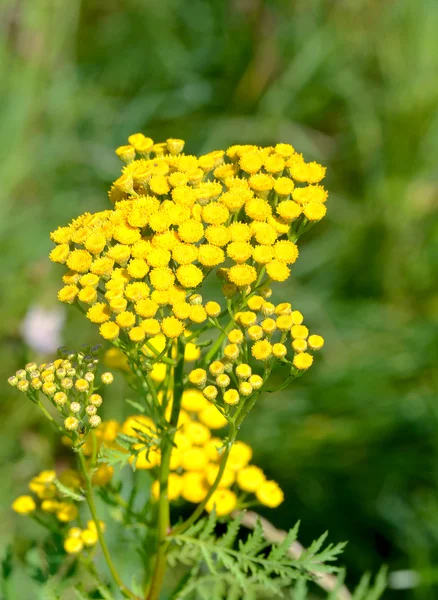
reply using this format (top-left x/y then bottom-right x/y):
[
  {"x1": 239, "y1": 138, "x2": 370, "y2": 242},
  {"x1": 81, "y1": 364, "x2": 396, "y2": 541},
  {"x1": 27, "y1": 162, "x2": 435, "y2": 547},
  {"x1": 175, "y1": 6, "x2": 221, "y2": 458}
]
[{"x1": 8, "y1": 136, "x2": 385, "y2": 600}]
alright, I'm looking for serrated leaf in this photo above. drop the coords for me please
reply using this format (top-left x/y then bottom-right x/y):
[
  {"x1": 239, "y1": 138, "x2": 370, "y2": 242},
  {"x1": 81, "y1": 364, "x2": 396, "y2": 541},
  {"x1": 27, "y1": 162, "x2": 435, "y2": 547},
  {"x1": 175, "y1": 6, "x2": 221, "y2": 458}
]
[
  {"x1": 200, "y1": 544, "x2": 217, "y2": 574},
  {"x1": 239, "y1": 518, "x2": 265, "y2": 556},
  {"x1": 54, "y1": 479, "x2": 85, "y2": 502},
  {"x1": 104, "y1": 448, "x2": 132, "y2": 468},
  {"x1": 291, "y1": 578, "x2": 308, "y2": 600},
  {"x1": 363, "y1": 566, "x2": 387, "y2": 600},
  {"x1": 352, "y1": 572, "x2": 371, "y2": 600},
  {"x1": 327, "y1": 568, "x2": 346, "y2": 600},
  {"x1": 268, "y1": 520, "x2": 300, "y2": 562},
  {"x1": 218, "y1": 512, "x2": 243, "y2": 549},
  {"x1": 199, "y1": 510, "x2": 217, "y2": 541},
  {"x1": 303, "y1": 531, "x2": 328, "y2": 557}
]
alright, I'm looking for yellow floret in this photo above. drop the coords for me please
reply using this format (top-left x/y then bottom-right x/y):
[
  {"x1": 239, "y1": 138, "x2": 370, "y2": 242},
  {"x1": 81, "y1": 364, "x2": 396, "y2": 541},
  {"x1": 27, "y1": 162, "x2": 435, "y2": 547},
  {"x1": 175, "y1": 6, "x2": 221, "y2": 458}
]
[
  {"x1": 197, "y1": 245, "x2": 225, "y2": 267},
  {"x1": 12, "y1": 495, "x2": 36, "y2": 515},
  {"x1": 252, "y1": 245, "x2": 275, "y2": 264},
  {"x1": 228, "y1": 222, "x2": 252, "y2": 242},
  {"x1": 274, "y1": 240, "x2": 299, "y2": 264},
  {"x1": 205, "y1": 489, "x2": 237, "y2": 516},
  {"x1": 66, "y1": 250, "x2": 92, "y2": 273},
  {"x1": 293, "y1": 352, "x2": 313, "y2": 370},
  {"x1": 304, "y1": 201, "x2": 327, "y2": 221},
  {"x1": 228, "y1": 264, "x2": 257, "y2": 287},
  {"x1": 266, "y1": 260, "x2": 290, "y2": 282},
  {"x1": 276, "y1": 200, "x2": 302, "y2": 222},
  {"x1": 140, "y1": 318, "x2": 161, "y2": 337},
  {"x1": 245, "y1": 197, "x2": 272, "y2": 221},
  {"x1": 58, "y1": 285, "x2": 79, "y2": 304},
  {"x1": 161, "y1": 316, "x2": 185, "y2": 339},
  {"x1": 178, "y1": 219, "x2": 204, "y2": 243},
  {"x1": 176, "y1": 264, "x2": 204, "y2": 288},
  {"x1": 237, "y1": 466, "x2": 266, "y2": 493},
  {"x1": 274, "y1": 177, "x2": 294, "y2": 196},
  {"x1": 239, "y1": 152, "x2": 263, "y2": 174},
  {"x1": 308, "y1": 334, "x2": 324, "y2": 350},
  {"x1": 256, "y1": 480, "x2": 284, "y2": 507},
  {"x1": 50, "y1": 244, "x2": 70, "y2": 264},
  {"x1": 150, "y1": 267, "x2": 175, "y2": 291},
  {"x1": 251, "y1": 339, "x2": 272, "y2": 361}
]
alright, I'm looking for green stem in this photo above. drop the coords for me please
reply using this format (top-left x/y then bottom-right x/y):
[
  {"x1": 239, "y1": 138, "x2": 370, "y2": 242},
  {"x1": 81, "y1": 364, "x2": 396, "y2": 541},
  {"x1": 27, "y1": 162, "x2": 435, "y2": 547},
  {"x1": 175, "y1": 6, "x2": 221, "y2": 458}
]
[
  {"x1": 77, "y1": 453, "x2": 139, "y2": 600},
  {"x1": 203, "y1": 319, "x2": 235, "y2": 364},
  {"x1": 146, "y1": 340, "x2": 185, "y2": 600},
  {"x1": 171, "y1": 421, "x2": 238, "y2": 536},
  {"x1": 143, "y1": 340, "x2": 175, "y2": 365},
  {"x1": 36, "y1": 400, "x2": 64, "y2": 435}
]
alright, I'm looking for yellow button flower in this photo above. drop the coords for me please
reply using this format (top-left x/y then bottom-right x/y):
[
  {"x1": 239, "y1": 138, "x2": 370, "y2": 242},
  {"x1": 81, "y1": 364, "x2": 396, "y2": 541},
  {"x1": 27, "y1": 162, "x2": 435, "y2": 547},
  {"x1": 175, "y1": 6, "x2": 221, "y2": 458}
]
[{"x1": 12, "y1": 495, "x2": 36, "y2": 515}]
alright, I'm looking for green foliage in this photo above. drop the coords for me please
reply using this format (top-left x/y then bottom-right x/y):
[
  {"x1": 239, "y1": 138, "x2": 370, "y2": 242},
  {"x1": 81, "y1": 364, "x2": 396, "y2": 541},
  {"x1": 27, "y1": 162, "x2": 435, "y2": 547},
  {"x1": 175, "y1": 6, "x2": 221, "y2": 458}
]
[{"x1": 168, "y1": 512, "x2": 346, "y2": 598}]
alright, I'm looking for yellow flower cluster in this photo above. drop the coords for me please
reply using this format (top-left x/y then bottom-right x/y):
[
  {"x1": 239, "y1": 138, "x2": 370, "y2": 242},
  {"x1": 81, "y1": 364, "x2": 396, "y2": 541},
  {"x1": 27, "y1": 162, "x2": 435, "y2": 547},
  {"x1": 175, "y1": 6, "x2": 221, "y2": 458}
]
[
  {"x1": 187, "y1": 298, "x2": 324, "y2": 407},
  {"x1": 122, "y1": 388, "x2": 284, "y2": 516},
  {"x1": 8, "y1": 348, "x2": 113, "y2": 435},
  {"x1": 63, "y1": 521, "x2": 102, "y2": 554},
  {"x1": 49, "y1": 134, "x2": 327, "y2": 343},
  {"x1": 12, "y1": 469, "x2": 81, "y2": 522}
]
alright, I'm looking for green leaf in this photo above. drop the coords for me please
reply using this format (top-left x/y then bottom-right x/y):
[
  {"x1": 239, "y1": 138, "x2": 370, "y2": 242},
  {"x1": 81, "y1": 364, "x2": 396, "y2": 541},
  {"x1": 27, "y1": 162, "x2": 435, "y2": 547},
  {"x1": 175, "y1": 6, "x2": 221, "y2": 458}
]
[
  {"x1": 125, "y1": 398, "x2": 145, "y2": 413},
  {"x1": 104, "y1": 448, "x2": 132, "y2": 468},
  {"x1": 268, "y1": 520, "x2": 300, "y2": 562},
  {"x1": 199, "y1": 510, "x2": 217, "y2": 541},
  {"x1": 327, "y1": 568, "x2": 346, "y2": 600},
  {"x1": 169, "y1": 517, "x2": 348, "y2": 599},
  {"x1": 97, "y1": 585, "x2": 116, "y2": 599},
  {"x1": 54, "y1": 478, "x2": 85, "y2": 502},
  {"x1": 218, "y1": 511, "x2": 244, "y2": 549}
]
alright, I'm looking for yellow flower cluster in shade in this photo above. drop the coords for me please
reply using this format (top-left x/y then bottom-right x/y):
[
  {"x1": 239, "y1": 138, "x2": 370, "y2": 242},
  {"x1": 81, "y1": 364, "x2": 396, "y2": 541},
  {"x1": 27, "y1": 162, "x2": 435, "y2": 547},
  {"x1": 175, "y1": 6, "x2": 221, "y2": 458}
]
[
  {"x1": 121, "y1": 389, "x2": 284, "y2": 516},
  {"x1": 187, "y1": 299, "x2": 324, "y2": 406},
  {"x1": 12, "y1": 469, "x2": 81, "y2": 522},
  {"x1": 63, "y1": 521, "x2": 102, "y2": 555},
  {"x1": 8, "y1": 354, "x2": 114, "y2": 435},
  {"x1": 49, "y1": 134, "x2": 327, "y2": 343}
]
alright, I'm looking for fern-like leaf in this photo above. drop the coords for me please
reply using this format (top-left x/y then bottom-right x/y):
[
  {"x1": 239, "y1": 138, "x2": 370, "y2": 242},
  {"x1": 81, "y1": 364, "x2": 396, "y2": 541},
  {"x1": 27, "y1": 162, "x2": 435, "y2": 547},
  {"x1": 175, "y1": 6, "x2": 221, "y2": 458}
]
[{"x1": 168, "y1": 514, "x2": 346, "y2": 599}]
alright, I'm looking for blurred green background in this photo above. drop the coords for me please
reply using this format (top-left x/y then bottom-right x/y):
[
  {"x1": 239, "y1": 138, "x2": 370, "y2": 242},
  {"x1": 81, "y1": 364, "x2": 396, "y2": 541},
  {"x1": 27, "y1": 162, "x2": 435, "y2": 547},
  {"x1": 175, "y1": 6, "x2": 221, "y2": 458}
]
[{"x1": 1, "y1": 0, "x2": 437, "y2": 597}]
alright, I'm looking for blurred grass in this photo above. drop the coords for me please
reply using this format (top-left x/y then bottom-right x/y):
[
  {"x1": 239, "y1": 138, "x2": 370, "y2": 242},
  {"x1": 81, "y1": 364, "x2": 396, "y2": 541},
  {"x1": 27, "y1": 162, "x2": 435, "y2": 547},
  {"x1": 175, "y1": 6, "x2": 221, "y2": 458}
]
[{"x1": 0, "y1": 0, "x2": 437, "y2": 597}]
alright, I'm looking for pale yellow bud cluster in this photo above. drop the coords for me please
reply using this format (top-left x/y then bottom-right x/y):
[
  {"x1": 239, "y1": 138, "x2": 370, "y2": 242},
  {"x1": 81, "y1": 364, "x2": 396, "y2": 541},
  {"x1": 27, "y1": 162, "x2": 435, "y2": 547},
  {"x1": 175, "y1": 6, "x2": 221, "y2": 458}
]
[{"x1": 8, "y1": 345, "x2": 112, "y2": 436}]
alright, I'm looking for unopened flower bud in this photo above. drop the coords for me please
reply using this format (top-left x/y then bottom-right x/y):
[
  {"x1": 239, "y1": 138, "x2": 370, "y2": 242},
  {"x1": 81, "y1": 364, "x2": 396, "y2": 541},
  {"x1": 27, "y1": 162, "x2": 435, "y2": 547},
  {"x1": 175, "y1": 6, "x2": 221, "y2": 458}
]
[
  {"x1": 89, "y1": 415, "x2": 101, "y2": 428},
  {"x1": 89, "y1": 394, "x2": 103, "y2": 407},
  {"x1": 239, "y1": 382, "x2": 253, "y2": 396},
  {"x1": 64, "y1": 417, "x2": 79, "y2": 431},
  {"x1": 8, "y1": 376, "x2": 18, "y2": 387},
  {"x1": 203, "y1": 385, "x2": 218, "y2": 400},
  {"x1": 75, "y1": 378, "x2": 89, "y2": 392},
  {"x1": 101, "y1": 372, "x2": 114, "y2": 385},
  {"x1": 70, "y1": 402, "x2": 81, "y2": 414},
  {"x1": 17, "y1": 380, "x2": 29, "y2": 392},
  {"x1": 54, "y1": 392, "x2": 67, "y2": 406},
  {"x1": 61, "y1": 378, "x2": 73, "y2": 390}
]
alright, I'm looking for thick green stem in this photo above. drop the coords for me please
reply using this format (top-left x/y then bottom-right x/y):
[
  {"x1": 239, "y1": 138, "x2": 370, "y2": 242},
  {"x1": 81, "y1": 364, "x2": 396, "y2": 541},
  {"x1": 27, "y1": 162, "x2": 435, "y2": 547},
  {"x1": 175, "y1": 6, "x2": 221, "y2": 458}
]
[
  {"x1": 77, "y1": 453, "x2": 139, "y2": 600},
  {"x1": 146, "y1": 340, "x2": 185, "y2": 600},
  {"x1": 171, "y1": 422, "x2": 237, "y2": 536}
]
